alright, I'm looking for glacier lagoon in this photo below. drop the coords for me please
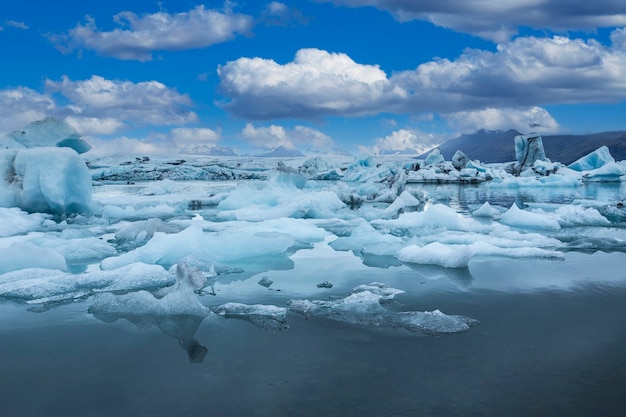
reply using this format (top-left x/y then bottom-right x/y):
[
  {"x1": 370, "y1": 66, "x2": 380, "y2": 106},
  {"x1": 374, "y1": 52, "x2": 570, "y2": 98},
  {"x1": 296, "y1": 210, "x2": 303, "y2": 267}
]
[{"x1": 2, "y1": 149, "x2": 626, "y2": 416}]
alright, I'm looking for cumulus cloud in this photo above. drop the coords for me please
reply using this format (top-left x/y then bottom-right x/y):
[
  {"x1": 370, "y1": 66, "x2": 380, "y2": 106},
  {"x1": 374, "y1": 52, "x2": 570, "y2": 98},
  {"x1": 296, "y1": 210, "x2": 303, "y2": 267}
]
[
  {"x1": 0, "y1": 87, "x2": 56, "y2": 133},
  {"x1": 445, "y1": 107, "x2": 561, "y2": 134},
  {"x1": 218, "y1": 33, "x2": 626, "y2": 126},
  {"x1": 241, "y1": 123, "x2": 334, "y2": 150},
  {"x1": 86, "y1": 126, "x2": 222, "y2": 155},
  {"x1": 170, "y1": 127, "x2": 221, "y2": 146},
  {"x1": 52, "y1": 4, "x2": 253, "y2": 61},
  {"x1": 362, "y1": 128, "x2": 441, "y2": 155},
  {"x1": 218, "y1": 48, "x2": 405, "y2": 119},
  {"x1": 45, "y1": 75, "x2": 197, "y2": 131},
  {"x1": 319, "y1": 0, "x2": 626, "y2": 42}
]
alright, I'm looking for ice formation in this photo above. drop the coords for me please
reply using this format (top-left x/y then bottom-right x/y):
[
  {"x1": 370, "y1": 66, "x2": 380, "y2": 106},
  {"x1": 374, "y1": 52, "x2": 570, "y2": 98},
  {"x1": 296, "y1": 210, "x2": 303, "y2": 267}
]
[
  {"x1": 513, "y1": 133, "x2": 547, "y2": 173},
  {"x1": 287, "y1": 282, "x2": 479, "y2": 335},
  {"x1": 213, "y1": 303, "x2": 288, "y2": 331},
  {"x1": 1, "y1": 117, "x2": 91, "y2": 154},
  {"x1": 1, "y1": 147, "x2": 92, "y2": 214}
]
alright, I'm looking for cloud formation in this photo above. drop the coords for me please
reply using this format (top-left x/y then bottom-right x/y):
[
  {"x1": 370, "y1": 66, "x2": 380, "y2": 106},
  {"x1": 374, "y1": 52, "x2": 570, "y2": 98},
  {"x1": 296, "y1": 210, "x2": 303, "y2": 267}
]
[
  {"x1": 319, "y1": 0, "x2": 626, "y2": 42},
  {"x1": 445, "y1": 107, "x2": 560, "y2": 134},
  {"x1": 45, "y1": 75, "x2": 197, "y2": 132},
  {"x1": 52, "y1": 4, "x2": 253, "y2": 61},
  {"x1": 364, "y1": 128, "x2": 441, "y2": 155},
  {"x1": 218, "y1": 33, "x2": 626, "y2": 130},
  {"x1": 0, "y1": 87, "x2": 56, "y2": 132},
  {"x1": 241, "y1": 123, "x2": 334, "y2": 150},
  {"x1": 219, "y1": 48, "x2": 404, "y2": 119}
]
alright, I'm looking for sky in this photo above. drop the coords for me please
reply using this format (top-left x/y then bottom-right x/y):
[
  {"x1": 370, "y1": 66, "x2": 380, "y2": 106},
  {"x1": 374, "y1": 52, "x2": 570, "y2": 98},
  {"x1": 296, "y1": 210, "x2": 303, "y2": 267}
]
[{"x1": 2, "y1": 0, "x2": 626, "y2": 155}]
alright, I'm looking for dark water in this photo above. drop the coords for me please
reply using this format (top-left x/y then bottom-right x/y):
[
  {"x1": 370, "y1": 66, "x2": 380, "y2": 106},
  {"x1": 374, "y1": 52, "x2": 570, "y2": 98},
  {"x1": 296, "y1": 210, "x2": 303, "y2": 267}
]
[{"x1": 2, "y1": 252, "x2": 626, "y2": 417}]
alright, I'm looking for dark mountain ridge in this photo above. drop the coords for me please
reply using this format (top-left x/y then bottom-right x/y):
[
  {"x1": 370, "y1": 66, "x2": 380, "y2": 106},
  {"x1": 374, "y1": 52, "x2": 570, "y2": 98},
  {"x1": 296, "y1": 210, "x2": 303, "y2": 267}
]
[{"x1": 427, "y1": 129, "x2": 626, "y2": 165}]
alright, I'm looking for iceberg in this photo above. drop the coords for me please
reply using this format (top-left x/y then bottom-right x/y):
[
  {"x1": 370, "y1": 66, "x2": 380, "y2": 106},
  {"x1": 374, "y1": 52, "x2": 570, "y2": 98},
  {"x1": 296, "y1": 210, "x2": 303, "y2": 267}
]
[
  {"x1": 1, "y1": 147, "x2": 92, "y2": 214},
  {"x1": 2, "y1": 117, "x2": 92, "y2": 154},
  {"x1": 397, "y1": 242, "x2": 474, "y2": 268},
  {"x1": 513, "y1": 133, "x2": 547, "y2": 174},
  {"x1": 213, "y1": 303, "x2": 289, "y2": 331},
  {"x1": 287, "y1": 282, "x2": 479, "y2": 335}
]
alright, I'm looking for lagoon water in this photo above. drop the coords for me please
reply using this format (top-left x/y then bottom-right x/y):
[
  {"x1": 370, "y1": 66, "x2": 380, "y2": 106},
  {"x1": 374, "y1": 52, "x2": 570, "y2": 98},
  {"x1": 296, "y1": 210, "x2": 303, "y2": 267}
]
[{"x1": 2, "y1": 181, "x2": 626, "y2": 416}]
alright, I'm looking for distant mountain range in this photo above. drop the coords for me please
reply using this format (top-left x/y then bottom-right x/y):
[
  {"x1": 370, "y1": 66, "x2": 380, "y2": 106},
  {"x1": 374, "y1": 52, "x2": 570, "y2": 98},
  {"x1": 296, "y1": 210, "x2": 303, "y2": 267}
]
[{"x1": 426, "y1": 129, "x2": 626, "y2": 164}]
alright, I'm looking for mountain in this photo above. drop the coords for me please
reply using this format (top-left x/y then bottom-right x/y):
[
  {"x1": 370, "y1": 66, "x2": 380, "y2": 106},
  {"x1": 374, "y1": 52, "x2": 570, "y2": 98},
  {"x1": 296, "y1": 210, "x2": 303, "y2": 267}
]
[
  {"x1": 257, "y1": 146, "x2": 305, "y2": 157},
  {"x1": 180, "y1": 145, "x2": 238, "y2": 156},
  {"x1": 426, "y1": 129, "x2": 626, "y2": 164}
]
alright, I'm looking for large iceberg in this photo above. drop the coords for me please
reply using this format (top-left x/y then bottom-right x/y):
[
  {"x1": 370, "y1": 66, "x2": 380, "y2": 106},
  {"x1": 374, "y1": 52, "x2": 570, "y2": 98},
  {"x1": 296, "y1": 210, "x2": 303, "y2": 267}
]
[
  {"x1": 1, "y1": 117, "x2": 91, "y2": 154},
  {"x1": 1, "y1": 147, "x2": 93, "y2": 214}
]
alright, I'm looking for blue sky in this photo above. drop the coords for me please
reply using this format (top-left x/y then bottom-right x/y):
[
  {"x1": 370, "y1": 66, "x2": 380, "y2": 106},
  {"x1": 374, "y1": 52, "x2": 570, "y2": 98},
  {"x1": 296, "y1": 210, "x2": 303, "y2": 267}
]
[{"x1": 2, "y1": 0, "x2": 626, "y2": 155}]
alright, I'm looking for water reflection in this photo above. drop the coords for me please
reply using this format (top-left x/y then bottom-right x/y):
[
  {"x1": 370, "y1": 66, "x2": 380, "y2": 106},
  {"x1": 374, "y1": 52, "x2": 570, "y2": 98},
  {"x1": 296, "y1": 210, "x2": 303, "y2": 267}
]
[
  {"x1": 89, "y1": 309, "x2": 208, "y2": 363},
  {"x1": 403, "y1": 262, "x2": 475, "y2": 290}
]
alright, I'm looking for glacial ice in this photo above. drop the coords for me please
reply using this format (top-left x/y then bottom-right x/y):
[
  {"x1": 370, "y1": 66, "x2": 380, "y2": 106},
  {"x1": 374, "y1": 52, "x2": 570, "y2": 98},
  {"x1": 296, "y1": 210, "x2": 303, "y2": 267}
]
[
  {"x1": 2, "y1": 117, "x2": 92, "y2": 154},
  {"x1": 1, "y1": 147, "x2": 92, "y2": 214},
  {"x1": 213, "y1": 302, "x2": 288, "y2": 331},
  {"x1": 0, "y1": 263, "x2": 174, "y2": 303},
  {"x1": 287, "y1": 282, "x2": 479, "y2": 334},
  {"x1": 397, "y1": 242, "x2": 474, "y2": 268}
]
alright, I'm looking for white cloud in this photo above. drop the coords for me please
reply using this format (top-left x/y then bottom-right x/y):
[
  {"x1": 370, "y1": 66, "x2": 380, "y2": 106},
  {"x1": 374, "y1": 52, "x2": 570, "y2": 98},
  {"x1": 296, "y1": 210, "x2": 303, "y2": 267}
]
[
  {"x1": 0, "y1": 87, "x2": 56, "y2": 133},
  {"x1": 363, "y1": 128, "x2": 441, "y2": 155},
  {"x1": 218, "y1": 48, "x2": 404, "y2": 119},
  {"x1": 1, "y1": 20, "x2": 29, "y2": 31},
  {"x1": 445, "y1": 107, "x2": 561, "y2": 134},
  {"x1": 319, "y1": 0, "x2": 626, "y2": 42},
  {"x1": 219, "y1": 34, "x2": 626, "y2": 125},
  {"x1": 46, "y1": 75, "x2": 197, "y2": 128},
  {"x1": 86, "y1": 126, "x2": 222, "y2": 155},
  {"x1": 241, "y1": 123, "x2": 334, "y2": 150},
  {"x1": 170, "y1": 127, "x2": 221, "y2": 146},
  {"x1": 86, "y1": 136, "x2": 163, "y2": 155},
  {"x1": 52, "y1": 4, "x2": 253, "y2": 61},
  {"x1": 64, "y1": 116, "x2": 126, "y2": 136},
  {"x1": 611, "y1": 27, "x2": 626, "y2": 50}
]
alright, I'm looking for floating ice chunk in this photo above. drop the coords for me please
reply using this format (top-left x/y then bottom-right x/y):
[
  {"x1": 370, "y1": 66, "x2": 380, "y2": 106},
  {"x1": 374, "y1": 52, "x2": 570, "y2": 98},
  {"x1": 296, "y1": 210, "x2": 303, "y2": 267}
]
[
  {"x1": 102, "y1": 204, "x2": 178, "y2": 221},
  {"x1": 100, "y1": 221, "x2": 295, "y2": 271},
  {"x1": 113, "y1": 218, "x2": 180, "y2": 250},
  {"x1": 258, "y1": 276, "x2": 273, "y2": 287},
  {"x1": 514, "y1": 133, "x2": 547, "y2": 173},
  {"x1": 397, "y1": 242, "x2": 474, "y2": 268},
  {"x1": 499, "y1": 204, "x2": 561, "y2": 230},
  {"x1": 213, "y1": 302, "x2": 288, "y2": 331},
  {"x1": 372, "y1": 203, "x2": 467, "y2": 234},
  {"x1": 392, "y1": 310, "x2": 480, "y2": 334},
  {"x1": 3, "y1": 117, "x2": 91, "y2": 154},
  {"x1": 330, "y1": 219, "x2": 405, "y2": 256},
  {"x1": 468, "y1": 241, "x2": 564, "y2": 260},
  {"x1": 568, "y1": 146, "x2": 615, "y2": 171},
  {"x1": 452, "y1": 150, "x2": 469, "y2": 170},
  {"x1": 28, "y1": 234, "x2": 116, "y2": 264},
  {"x1": 139, "y1": 179, "x2": 183, "y2": 195},
  {"x1": 89, "y1": 286, "x2": 209, "y2": 317},
  {"x1": 10, "y1": 147, "x2": 92, "y2": 214},
  {"x1": 472, "y1": 202, "x2": 501, "y2": 218},
  {"x1": 554, "y1": 205, "x2": 610, "y2": 227},
  {"x1": 0, "y1": 242, "x2": 67, "y2": 274},
  {"x1": 582, "y1": 162, "x2": 625, "y2": 182},
  {"x1": 0, "y1": 263, "x2": 174, "y2": 302},
  {"x1": 287, "y1": 282, "x2": 477, "y2": 335},
  {"x1": 0, "y1": 207, "x2": 51, "y2": 237},
  {"x1": 424, "y1": 148, "x2": 444, "y2": 166}
]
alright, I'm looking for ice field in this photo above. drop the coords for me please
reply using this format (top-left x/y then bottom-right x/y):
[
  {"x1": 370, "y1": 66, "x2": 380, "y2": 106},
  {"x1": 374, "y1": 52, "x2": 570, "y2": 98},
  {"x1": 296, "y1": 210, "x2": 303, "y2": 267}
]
[{"x1": 1, "y1": 121, "x2": 626, "y2": 416}]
